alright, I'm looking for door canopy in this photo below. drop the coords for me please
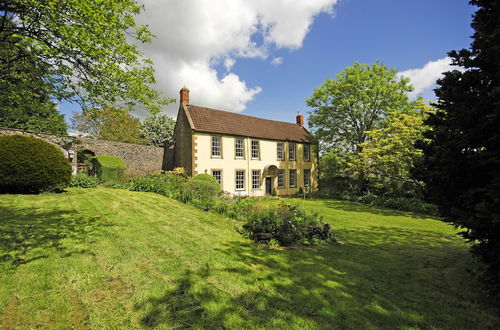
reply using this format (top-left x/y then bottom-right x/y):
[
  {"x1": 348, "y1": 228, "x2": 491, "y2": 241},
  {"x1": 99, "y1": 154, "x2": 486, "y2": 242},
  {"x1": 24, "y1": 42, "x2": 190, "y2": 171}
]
[{"x1": 263, "y1": 164, "x2": 278, "y2": 177}]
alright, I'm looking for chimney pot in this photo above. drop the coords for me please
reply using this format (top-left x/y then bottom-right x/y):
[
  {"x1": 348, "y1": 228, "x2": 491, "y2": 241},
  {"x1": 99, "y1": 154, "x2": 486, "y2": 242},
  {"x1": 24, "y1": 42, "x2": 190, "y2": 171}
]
[
  {"x1": 296, "y1": 112, "x2": 304, "y2": 126},
  {"x1": 180, "y1": 87, "x2": 190, "y2": 105}
]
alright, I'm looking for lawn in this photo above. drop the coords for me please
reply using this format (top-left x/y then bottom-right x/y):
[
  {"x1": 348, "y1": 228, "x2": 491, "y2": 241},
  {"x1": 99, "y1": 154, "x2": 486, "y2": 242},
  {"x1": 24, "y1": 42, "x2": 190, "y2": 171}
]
[{"x1": 0, "y1": 188, "x2": 498, "y2": 329}]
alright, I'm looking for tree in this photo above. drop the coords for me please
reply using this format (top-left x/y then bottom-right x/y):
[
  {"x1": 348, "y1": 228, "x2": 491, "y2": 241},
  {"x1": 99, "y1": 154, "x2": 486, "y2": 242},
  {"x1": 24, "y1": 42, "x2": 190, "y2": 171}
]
[
  {"x1": 349, "y1": 100, "x2": 433, "y2": 184},
  {"x1": 0, "y1": 19, "x2": 67, "y2": 134},
  {"x1": 141, "y1": 114, "x2": 176, "y2": 147},
  {"x1": 1, "y1": 0, "x2": 171, "y2": 113},
  {"x1": 72, "y1": 108, "x2": 146, "y2": 145},
  {"x1": 418, "y1": 0, "x2": 500, "y2": 295},
  {"x1": 307, "y1": 61, "x2": 413, "y2": 153}
]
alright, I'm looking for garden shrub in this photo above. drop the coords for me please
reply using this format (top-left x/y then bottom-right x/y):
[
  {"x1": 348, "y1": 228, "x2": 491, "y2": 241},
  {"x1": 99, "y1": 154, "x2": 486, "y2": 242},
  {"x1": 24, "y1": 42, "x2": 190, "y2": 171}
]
[
  {"x1": 69, "y1": 173, "x2": 100, "y2": 188},
  {"x1": 128, "y1": 173, "x2": 187, "y2": 198},
  {"x1": 182, "y1": 174, "x2": 221, "y2": 203},
  {"x1": 0, "y1": 135, "x2": 71, "y2": 193},
  {"x1": 241, "y1": 203, "x2": 333, "y2": 246},
  {"x1": 91, "y1": 155, "x2": 126, "y2": 182}
]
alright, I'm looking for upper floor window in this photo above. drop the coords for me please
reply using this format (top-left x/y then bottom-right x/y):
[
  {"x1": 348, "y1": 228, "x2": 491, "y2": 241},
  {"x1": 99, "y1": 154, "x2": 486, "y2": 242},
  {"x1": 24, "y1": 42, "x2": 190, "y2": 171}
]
[
  {"x1": 235, "y1": 138, "x2": 244, "y2": 159},
  {"x1": 211, "y1": 170, "x2": 222, "y2": 185},
  {"x1": 251, "y1": 140, "x2": 260, "y2": 159},
  {"x1": 277, "y1": 169, "x2": 285, "y2": 188},
  {"x1": 304, "y1": 169, "x2": 310, "y2": 187},
  {"x1": 289, "y1": 143, "x2": 296, "y2": 161},
  {"x1": 235, "y1": 170, "x2": 245, "y2": 190},
  {"x1": 304, "y1": 144, "x2": 310, "y2": 162},
  {"x1": 289, "y1": 169, "x2": 297, "y2": 187},
  {"x1": 277, "y1": 142, "x2": 285, "y2": 161},
  {"x1": 211, "y1": 136, "x2": 221, "y2": 158},
  {"x1": 252, "y1": 170, "x2": 260, "y2": 189}
]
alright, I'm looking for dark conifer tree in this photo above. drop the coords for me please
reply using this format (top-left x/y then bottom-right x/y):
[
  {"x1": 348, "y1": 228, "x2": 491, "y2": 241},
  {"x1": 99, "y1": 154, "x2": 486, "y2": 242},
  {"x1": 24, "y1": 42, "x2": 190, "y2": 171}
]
[{"x1": 418, "y1": 0, "x2": 500, "y2": 295}]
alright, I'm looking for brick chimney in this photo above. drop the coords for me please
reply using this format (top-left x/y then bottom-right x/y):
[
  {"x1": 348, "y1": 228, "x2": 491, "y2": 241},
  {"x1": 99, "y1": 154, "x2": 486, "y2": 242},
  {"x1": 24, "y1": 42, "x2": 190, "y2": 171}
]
[
  {"x1": 296, "y1": 112, "x2": 304, "y2": 126},
  {"x1": 179, "y1": 87, "x2": 190, "y2": 105}
]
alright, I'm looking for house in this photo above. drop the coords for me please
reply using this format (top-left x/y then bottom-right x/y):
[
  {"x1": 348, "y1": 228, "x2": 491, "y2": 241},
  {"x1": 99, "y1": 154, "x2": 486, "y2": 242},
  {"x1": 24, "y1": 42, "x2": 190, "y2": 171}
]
[{"x1": 173, "y1": 87, "x2": 318, "y2": 196}]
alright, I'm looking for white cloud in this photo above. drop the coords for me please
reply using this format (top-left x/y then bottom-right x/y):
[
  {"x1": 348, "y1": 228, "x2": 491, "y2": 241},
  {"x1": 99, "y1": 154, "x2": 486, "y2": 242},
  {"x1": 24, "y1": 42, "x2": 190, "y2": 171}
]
[
  {"x1": 398, "y1": 57, "x2": 460, "y2": 99},
  {"x1": 136, "y1": 0, "x2": 339, "y2": 116},
  {"x1": 271, "y1": 57, "x2": 284, "y2": 66}
]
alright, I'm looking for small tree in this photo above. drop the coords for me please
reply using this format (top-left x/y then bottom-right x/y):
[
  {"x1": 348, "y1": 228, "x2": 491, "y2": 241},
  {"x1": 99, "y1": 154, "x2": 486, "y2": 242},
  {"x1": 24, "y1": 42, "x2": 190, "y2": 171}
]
[{"x1": 141, "y1": 114, "x2": 176, "y2": 147}]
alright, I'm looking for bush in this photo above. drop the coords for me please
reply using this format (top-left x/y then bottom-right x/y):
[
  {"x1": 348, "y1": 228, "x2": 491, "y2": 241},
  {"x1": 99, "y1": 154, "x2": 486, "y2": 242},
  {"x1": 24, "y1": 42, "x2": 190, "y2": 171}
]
[
  {"x1": 128, "y1": 173, "x2": 187, "y2": 199},
  {"x1": 241, "y1": 203, "x2": 333, "y2": 246},
  {"x1": 182, "y1": 174, "x2": 221, "y2": 203},
  {"x1": 69, "y1": 174, "x2": 100, "y2": 188},
  {"x1": 0, "y1": 135, "x2": 71, "y2": 193},
  {"x1": 91, "y1": 155, "x2": 126, "y2": 182}
]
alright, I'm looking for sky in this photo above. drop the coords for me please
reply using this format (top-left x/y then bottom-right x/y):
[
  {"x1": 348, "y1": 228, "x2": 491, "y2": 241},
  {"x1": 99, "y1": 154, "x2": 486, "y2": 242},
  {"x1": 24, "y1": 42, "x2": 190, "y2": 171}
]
[{"x1": 59, "y1": 0, "x2": 476, "y2": 128}]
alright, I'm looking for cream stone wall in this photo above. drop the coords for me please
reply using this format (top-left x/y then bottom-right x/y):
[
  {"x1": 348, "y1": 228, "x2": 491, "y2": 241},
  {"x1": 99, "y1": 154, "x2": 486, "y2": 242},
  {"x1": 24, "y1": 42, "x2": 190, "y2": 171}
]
[{"x1": 193, "y1": 132, "x2": 318, "y2": 196}]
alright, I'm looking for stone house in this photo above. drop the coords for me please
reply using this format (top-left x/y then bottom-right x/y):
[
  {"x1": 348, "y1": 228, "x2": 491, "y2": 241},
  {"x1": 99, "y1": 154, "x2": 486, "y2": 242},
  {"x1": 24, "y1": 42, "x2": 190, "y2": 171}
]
[{"x1": 173, "y1": 88, "x2": 318, "y2": 196}]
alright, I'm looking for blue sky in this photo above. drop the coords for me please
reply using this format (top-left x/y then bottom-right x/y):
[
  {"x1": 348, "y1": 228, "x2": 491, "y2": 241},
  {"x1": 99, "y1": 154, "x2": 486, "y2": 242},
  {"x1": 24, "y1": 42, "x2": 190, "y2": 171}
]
[{"x1": 60, "y1": 0, "x2": 476, "y2": 128}]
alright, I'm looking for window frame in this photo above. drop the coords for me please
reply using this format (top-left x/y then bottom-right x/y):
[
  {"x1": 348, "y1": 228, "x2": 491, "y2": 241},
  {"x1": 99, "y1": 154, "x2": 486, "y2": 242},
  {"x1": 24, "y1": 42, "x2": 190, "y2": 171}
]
[
  {"x1": 235, "y1": 138, "x2": 245, "y2": 159},
  {"x1": 277, "y1": 142, "x2": 285, "y2": 161},
  {"x1": 303, "y1": 169, "x2": 310, "y2": 187},
  {"x1": 277, "y1": 169, "x2": 285, "y2": 189},
  {"x1": 289, "y1": 169, "x2": 297, "y2": 188},
  {"x1": 211, "y1": 136, "x2": 222, "y2": 158},
  {"x1": 211, "y1": 169, "x2": 223, "y2": 186},
  {"x1": 289, "y1": 143, "x2": 296, "y2": 161},
  {"x1": 251, "y1": 140, "x2": 260, "y2": 160},
  {"x1": 235, "y1": 170, "x2": 245, "y2": 191},
  {"x1": 251, "y1": 170, "x2": 261, "y2": 190},
  {"x1": 303, "y1": 144, "x2": 310, "y2": 162}
]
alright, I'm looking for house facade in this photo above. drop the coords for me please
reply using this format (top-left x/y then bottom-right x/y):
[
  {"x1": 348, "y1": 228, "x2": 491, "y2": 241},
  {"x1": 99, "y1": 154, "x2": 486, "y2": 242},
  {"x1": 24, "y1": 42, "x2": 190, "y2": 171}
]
[{"x1": 174, "y1": 88, "x2": 318, "y2": 197}]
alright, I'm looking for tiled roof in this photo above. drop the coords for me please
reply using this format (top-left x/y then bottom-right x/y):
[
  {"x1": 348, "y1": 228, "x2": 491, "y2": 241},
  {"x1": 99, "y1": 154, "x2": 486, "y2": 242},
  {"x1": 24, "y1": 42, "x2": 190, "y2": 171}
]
[{"x1": 185, "y1": 105, "x2": 312, "y2": 143}]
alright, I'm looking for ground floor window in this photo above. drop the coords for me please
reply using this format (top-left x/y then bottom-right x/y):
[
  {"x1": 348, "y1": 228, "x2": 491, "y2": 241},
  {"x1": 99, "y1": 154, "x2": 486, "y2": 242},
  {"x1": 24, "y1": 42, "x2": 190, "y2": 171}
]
[
  {"x1": 278, "y1": 169, "x2": 285, "y2": 188},
  {"x1": 236, "y1": 170, "x2": 245, "y2": 190},
  {"x1": 304, "y1": 169, "x2": 310, "y2": 187},
  {"x1": 252, "y1": 170, "x2": 260, "y2": 189},
  {"x1": 211, "y1": 170, "x2": 222, "y2": 185},
  {"x1": 289, "y1": 169, "x2": 297, "y2": 188}
]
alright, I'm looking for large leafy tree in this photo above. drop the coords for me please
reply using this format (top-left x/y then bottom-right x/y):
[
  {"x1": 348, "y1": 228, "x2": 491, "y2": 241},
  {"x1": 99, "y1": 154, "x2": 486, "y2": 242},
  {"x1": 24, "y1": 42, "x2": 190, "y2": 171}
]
[
  {"x1": 0, "y1": 20, "x2": 66, "y2": 134},
  {"x1": 1, "y1": 0, "x2": 170, "y2": 112},
  {"x1": 306, "y1": 61, "x2": 413, "y2": 153},
  {"x1": 141, "y1": 114, "x2": 176, "y2": 147},
  {"x1": 72, "y1": 108, "x2": 146, "y2": 145},
  {"x1": 418, "y1": 0, "x2": 500, "y2": 294}
]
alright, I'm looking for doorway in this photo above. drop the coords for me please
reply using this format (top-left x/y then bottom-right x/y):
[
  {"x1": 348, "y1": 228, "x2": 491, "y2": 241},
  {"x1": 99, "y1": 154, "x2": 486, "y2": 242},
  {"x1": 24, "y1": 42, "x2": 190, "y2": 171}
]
[{"x1": 265, "y1": 177, "x2": 272, "y2": 195}]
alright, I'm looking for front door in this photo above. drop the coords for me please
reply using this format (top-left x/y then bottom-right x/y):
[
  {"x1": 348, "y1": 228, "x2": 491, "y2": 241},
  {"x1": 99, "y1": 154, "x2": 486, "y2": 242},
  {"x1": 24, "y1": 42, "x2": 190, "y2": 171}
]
[{"x1": 265, "y1": 177, "x2": 272, "y2": 195}]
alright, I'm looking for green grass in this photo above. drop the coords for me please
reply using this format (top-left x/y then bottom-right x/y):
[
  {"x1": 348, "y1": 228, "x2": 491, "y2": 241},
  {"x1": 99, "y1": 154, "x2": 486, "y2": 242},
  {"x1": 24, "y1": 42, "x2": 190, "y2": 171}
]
[{"x1": 0, "y1": 189, "x2": 498, "y2": 329}]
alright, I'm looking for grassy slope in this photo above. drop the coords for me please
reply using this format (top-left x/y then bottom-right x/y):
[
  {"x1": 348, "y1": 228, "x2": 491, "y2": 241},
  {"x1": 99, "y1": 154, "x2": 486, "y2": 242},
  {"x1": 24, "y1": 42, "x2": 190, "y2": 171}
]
[{"x1": 0, "y1": 189, "x2": 498, "y2": 329}]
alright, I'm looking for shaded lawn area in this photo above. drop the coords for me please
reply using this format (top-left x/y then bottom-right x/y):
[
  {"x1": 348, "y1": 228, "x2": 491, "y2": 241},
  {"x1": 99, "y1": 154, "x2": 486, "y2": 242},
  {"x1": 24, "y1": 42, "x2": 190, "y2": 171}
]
[{"x1": 0, "y1": 189, "x2": 498, "y2": 329}]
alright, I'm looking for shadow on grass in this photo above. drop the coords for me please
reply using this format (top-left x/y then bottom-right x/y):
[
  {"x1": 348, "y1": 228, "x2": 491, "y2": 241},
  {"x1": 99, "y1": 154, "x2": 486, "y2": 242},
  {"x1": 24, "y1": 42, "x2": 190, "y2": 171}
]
[
  {"x1": 136, "y1": 225, "x2": 498, "y2": 328},
  {"x1": 322, "y1": 199, "x2": 437, "y2": 220},
  {"x1": 0, "y1": 205, "x2": 111, "y2": 266}
]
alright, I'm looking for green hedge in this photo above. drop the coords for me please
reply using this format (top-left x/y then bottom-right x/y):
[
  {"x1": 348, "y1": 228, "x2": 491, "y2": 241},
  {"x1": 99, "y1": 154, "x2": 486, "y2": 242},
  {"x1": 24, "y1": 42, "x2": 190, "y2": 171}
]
[
  {"x1": 91, "y1": 155, "x2": 126, "y2": 182},
  {"x1": 0, "y1": 135, "x2": 71, "y2": 193}
]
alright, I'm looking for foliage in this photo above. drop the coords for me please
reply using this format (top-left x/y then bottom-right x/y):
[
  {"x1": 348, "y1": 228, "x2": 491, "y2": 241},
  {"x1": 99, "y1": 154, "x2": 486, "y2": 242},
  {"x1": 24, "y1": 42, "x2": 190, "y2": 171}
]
[
  {"x1": 355, "y1": 194, "x2": 438, "y2": 216},
  {"x1": 306, "y1": 61, "x2": 413, "y2": 152},
  {"x1": 417, "y1": 0, "x2": 500, "y2": 296},
  {"x1": 69, "y1": 174, "x2": 100, "y2": 188},
  {"x1": 0, "y1": 135, "x2": 71, "y2": 193},
  {"x1": 241, "y1": 203, "x2": 332, "y2": 246},
  {"x1": 91, "y1": 155, "x2": 127, "y2": 182},
  {"x1": 141, "y1": 114, "x2": 176, "y2": 147},
  {"x1": 0, "y1": 22, "x2": 67, "y2": 135},
  {"x1": 318, "y1": 149, "x2": 357, "y2": 198},
  {"x1": 182, "y1": 174, "x2": 222, "y2": 204},
  {"x1": 1, "y1": 0, "x2": 171, "y2": 112},
  {"x1": 72, "y1": 107, "x2": 147, "y2": 144},
  {"x1": 128, "y1": 173, "x2": 187, "y2": 199}
]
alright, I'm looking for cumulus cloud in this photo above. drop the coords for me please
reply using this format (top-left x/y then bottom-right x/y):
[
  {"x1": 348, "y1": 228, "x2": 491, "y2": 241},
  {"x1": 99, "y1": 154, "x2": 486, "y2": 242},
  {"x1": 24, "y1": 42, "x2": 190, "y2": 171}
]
[
  {"x1": 398, "y1": 57, "x2": 460, "y2": 99},
  {"x1": 271, "y1": 57, "x2": 284, "y2": 66},
  {"x1": 135, "y1": 0, "x2": 339, "y2": 116}
]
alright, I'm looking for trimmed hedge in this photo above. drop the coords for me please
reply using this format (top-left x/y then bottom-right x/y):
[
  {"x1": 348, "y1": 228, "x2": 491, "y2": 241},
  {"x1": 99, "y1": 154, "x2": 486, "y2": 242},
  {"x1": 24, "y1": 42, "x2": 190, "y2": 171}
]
[
  {"x1": 0, "y1": 134, "x2": 71, "y2": 193},
  {"x1": 91, "y1": 155, "x2": 126, "y2": 182}
]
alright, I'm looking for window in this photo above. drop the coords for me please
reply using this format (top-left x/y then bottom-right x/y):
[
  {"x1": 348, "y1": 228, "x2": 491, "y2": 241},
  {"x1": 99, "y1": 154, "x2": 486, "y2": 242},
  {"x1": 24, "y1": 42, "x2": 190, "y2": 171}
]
[
  {"x1": 251, "y1": 140, "x2": 260, "y2": 159},
  {"x1": 289, "y1": 143, "x2": 296, "y2": 161},
  {"x1": 304, "y1": 144, "x2": 310, "y2": 162},
  {"x1": 235, "y1": 170, "x2": 245, "y2": 190},
  {"x1": 211, "y1": 136, "x2": 221, "y2": 158},
  {"x1": 304, "y1": 169, "x2": 310, "y2": 187},
  {"x1": 289, "y1": 169, "x2": 297, "y2": 188},
  {"x1": 211, "y1": 170, "x2": 222, "y2": 185},
  {"x1": 252, "y1": 170, "x2": 260, "y2": 189},
  {"x1": 277, "y1": 142, "x2": 285, "y2": 160},
  {"x1": 235, "y1": 138, "x2": 244, "y2": 158},
  {"x1": 278, "y1": 169, "x2": 285, "y2": 188}
]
